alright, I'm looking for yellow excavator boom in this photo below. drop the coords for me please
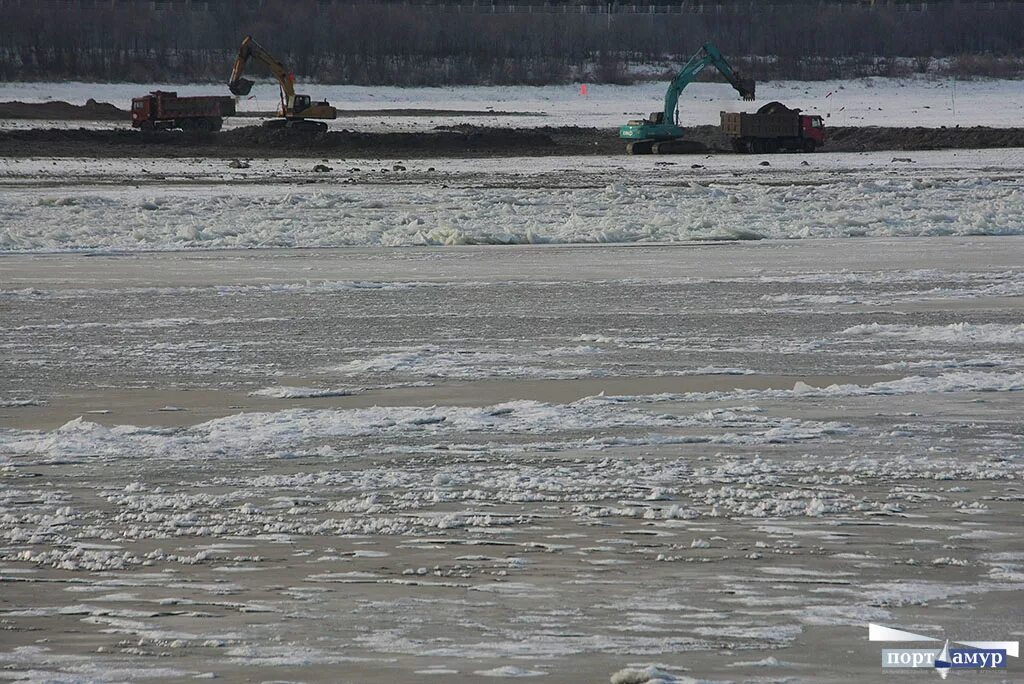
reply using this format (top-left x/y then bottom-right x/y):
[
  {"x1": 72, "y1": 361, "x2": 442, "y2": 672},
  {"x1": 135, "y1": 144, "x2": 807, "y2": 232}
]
[
  {"x1": 227, "y1": 35, "x2": 335, "y2": 123},
  {"x1": 229, "y1": 36, "x2": 293, "y2": 101}
]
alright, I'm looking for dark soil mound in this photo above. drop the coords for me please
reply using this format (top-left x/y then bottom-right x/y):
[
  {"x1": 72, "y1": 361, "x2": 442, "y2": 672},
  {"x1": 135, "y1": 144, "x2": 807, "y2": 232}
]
[
  {"x1": 827, "y1": 125, "x2": 1024, "y2": 152},
  {"x1": 2, "y1": 123, "x2": 1024, "y2": 159},
  {"x1": 0, "y1": 99, "x2": 128, "y2": 121},
  {"x1": 219, "y1": 124, "x2": 556, "y2": 155}
]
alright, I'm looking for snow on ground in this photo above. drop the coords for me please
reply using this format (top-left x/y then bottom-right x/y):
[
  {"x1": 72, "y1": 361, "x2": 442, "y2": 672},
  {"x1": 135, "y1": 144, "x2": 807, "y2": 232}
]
[
  {"x1": 1, "y1": 76, "x2": 1021, "y2": 131},
  {"x1": 3, "y1": 148, "x2": 1024, "y2": 251}
]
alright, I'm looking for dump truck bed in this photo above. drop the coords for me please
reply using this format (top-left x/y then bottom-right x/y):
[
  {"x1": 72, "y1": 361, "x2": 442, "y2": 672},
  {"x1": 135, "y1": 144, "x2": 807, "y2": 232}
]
[
  {"x1": 720, "y1": 111, "x2": 800, "y2": 139},
  {"x1": 152, "y1": 94, "x2": 235, "y2": 119}
]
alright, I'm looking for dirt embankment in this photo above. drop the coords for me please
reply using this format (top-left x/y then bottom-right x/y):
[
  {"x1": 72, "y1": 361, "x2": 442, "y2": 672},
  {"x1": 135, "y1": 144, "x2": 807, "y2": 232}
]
[
  {"x1": 668, "y1": 124, "x2": 1024, "y2": 154},
  {"x1": 0, "y1": 125, "x2": 578, "y2": 159},
  {"x1": 235, "y1": 108, "x2": 542, "y2": 118},
  {"x1": 826, "y1": 125, "x2": 1024, "y2": 152},
  {"x1": 0, "y1": 99, "x2": 129, "y2": 121},
  {"x1": 1, "y1": 123, "x2": 1024, "y2": 158}
]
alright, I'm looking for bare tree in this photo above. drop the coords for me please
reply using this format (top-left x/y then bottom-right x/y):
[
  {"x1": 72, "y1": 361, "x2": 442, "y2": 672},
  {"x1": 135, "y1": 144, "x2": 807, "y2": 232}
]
[{"x1": 0, "y1": 1, "x2": 1021, "y2": 84}]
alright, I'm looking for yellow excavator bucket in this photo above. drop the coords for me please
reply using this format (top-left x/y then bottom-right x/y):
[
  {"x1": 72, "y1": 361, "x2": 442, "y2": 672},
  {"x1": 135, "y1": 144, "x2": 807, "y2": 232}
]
[{"x1": 229, "y1": 78, "x2": 255, "y2": 97}]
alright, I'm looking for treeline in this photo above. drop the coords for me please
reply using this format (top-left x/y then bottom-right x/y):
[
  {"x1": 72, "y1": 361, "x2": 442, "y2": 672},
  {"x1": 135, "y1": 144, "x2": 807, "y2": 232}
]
[{"x1": 1, "y1": 1, "x2": 1022, "y2": 84}]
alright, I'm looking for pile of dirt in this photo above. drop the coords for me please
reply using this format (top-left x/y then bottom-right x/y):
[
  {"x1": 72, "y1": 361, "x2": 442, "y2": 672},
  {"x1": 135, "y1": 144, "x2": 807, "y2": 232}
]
[
  {"x1": 827, "y1": 125, "x2": 1024, "y2": 152},
  {"x1": 0, "y1": 125, "x2": 563, "y2": 158},
  {"x1": 219, "y1": 124, "x2": 557, "y2": 155},
  {"x1": 0, "y1": 99, "x2": 129, "y2": 121},
  {"x1": 234, "y1": 108, "x2": 541, "y2": 119}
]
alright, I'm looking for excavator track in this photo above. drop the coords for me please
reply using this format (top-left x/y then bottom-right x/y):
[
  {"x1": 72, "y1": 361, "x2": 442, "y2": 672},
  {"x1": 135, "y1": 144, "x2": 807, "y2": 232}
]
[
  {"x1": 261, "y1": 119, "x2": 328, "y2": 133},
  {"x1": 627, "y1": 139, "x2": 706, "y2": 155},
  {"x1": 651, "y1": 139, "x2": 706, "y2": 155},
  {"x1": 287, "y1": 119, "x2": 329, "y2": 133},
  {"x1": 625, "y1": 140, "x2": 655, "y2": 155}
]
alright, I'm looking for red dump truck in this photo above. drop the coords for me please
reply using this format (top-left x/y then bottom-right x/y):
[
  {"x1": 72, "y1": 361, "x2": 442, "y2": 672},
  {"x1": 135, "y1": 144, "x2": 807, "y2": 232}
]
[
  {"x1": 720, "y1": 101, "x2": 825, "y2": 153},
  {"x1": 131, "y1": 91, "x2": 235, "y2": 131}
]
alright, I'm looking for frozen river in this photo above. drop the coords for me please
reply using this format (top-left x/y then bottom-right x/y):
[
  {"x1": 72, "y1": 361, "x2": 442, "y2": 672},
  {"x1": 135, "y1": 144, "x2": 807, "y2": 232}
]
[
  {"x1": 1, "y1": 237, "x2": 1022, "y2": 682},
  {"x1": 3, "y1": 149, "x2": 1024, "y2": 252}
]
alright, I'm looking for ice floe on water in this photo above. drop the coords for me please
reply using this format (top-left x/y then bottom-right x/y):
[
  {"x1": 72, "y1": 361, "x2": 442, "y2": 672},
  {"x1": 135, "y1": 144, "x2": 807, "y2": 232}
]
[
  {"x1": 0, "y1": 399, "x2": 675, "y2": 462},
  {"x1": 610, "y1": 666, "x2": 692, "y2": 684},
  {"x1": 0, "y1": 280, "x2": 451, "y2": 301},
  {"x1": 333, "y1": 346, "x2": 602, "y2": 380},
  {"x1": 0, "y1": 404, "x2": 855, "y2": 464},
  {"x1": 10, "y1": 316, "x2": 289, "y2": 332},
  {"x1": 249, "y1": 386, "x2": 364, "y2": 399},
  {"x1": 474, "y1": 665, "x2": 548, "y2": 677},
  {"x1": 842, "y1": 322, "x2": 1024, "y2": 344},
  {"x1": 2, "y1": 239, "x2": 1022, "y2": 682},
  {"x1": 877, "y1": 357, "x2": 1013, "y2": 371},
  {"x1": 0, "y1": 398, "x2": 46, "y2": 408},
  {"x1": 0, "y1": 646, "x2": 191, "y2": 681},
  {"x1": 592, "y1": 370, "x2": 1024, "y2": 405},
  {"x1": 2, "y1": 369, "x2": 1022, "y2": 465},
  {"x1": 4, "y1": 150, "x2": 1024, "y2": 251},
  {"x1": 4, "y1": 268, "x2": 1022, "y2": 301},
  {"x1": 6, "y1": 369, "x2": 1020, "y2": 464}
]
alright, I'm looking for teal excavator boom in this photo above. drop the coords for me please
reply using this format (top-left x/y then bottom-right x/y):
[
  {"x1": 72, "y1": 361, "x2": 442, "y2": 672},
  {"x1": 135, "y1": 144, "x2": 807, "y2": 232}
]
[{"x1": 620, "y1": 43, "x2": 754, "y2": 154}]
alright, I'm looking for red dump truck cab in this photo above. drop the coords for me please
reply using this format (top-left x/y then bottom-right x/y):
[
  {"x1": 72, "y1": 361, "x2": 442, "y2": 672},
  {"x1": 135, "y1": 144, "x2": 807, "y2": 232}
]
[
  {"x1": 800, "y1": 114, "x2": 826, "y2": 147},
  {"x1": 131, "y1": 91, "x2": 235, "y2": 132},
  {"x1": 130, "y1": 96, "x2": 153, "y2": 128}
]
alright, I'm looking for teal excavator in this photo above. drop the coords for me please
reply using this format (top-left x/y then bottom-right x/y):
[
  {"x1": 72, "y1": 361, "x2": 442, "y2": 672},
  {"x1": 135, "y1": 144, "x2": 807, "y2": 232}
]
[{"x1": 619, "y1": 43, "x2": 755, "y2": 154}]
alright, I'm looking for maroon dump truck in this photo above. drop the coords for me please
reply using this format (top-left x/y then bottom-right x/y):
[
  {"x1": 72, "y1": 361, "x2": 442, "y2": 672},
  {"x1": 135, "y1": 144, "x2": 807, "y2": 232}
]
[
  {"x1": 721, "y1": 101, "x2": 826, "y2": 153},
  {"x1": 131, "y1": 91, "x2": 235, "y2": 131}
]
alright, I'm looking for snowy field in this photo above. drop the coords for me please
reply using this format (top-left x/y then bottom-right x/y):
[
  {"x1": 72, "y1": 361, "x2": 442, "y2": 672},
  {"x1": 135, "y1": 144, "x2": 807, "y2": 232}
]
[
  {"x1": 2, "y1": 148, "x2": 1024, "y2": 251},
  {"x1": 1, "y1": 76, "x2": 1022, "y2": 131},
  {"x1": 1, "y1": 239, "x2": 1023, "y2": 682}
]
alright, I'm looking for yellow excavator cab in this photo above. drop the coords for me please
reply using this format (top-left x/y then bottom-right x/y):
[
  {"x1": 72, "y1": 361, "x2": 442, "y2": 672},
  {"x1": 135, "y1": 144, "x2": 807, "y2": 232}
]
[{"x1": 299, "y1": 103, "x2": 337, "y2": 120}]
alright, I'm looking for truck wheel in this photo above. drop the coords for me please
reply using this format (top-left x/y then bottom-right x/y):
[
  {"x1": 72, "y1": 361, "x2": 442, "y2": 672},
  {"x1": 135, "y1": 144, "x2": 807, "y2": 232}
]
[
  {"x1": 193, "y1": 118, "x2": 211, "y2": 132},
  {"x1": 209, "y1": 118, "x2": 223, "y2": 132},
  {"x1": 803, "y1": 139, "x2": 816, "y2": 153}
]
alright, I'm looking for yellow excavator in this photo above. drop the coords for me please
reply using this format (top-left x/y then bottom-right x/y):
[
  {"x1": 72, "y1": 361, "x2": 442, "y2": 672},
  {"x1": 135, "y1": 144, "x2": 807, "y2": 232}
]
[{"x1": 228, "y1": 36, "x2": 336, "y2": 132}]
